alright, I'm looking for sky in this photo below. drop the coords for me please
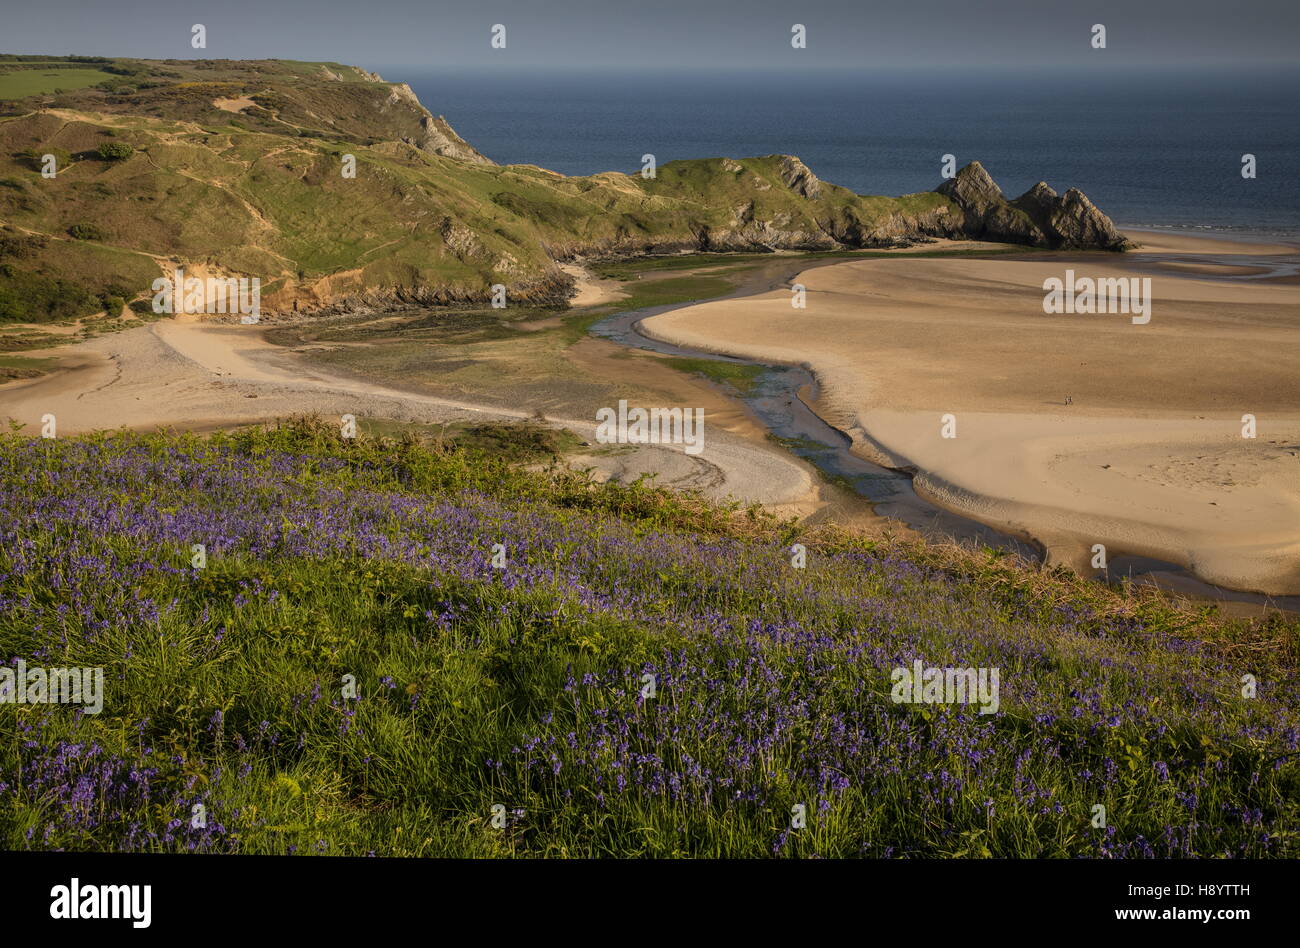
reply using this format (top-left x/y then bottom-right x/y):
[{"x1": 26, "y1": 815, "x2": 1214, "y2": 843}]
[{"x1": 2, "y1": 0, "x2": 1298, "y2": 72}]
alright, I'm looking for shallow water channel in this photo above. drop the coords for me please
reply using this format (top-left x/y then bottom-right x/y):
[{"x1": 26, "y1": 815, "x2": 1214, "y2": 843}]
[{"x1": 591, "y1": 298, "x2": 1300, "y2": 615}]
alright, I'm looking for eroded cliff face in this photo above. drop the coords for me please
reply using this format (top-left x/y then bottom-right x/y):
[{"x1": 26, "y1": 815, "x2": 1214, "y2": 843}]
[
  {"x1": 776, "y1": 155, "x2": 824, "y2": 199},
  {"x1": 382, "y1": 82, "x2": 494, "y2": 165}
]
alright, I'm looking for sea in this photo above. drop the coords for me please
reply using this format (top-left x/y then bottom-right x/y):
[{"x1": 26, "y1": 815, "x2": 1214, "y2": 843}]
[{"x1": 382, "y1": 66, "x2": 1300, "y2": 238}]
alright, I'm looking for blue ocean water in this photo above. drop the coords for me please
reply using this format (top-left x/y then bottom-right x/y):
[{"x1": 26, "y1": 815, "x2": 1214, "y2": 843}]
[{"x1": 388, "y1": 67, "x2": 1300, "y2": 237}]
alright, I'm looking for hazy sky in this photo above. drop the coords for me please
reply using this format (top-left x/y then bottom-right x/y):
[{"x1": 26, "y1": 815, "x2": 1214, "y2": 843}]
[{"x1": 3, "y1": 0, "x2": 1297, "y2": 71}]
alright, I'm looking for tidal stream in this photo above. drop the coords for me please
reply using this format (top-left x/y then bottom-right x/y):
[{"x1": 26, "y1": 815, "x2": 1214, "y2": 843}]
[{"x1": 591, "y1": 293, "x2": 1300, "y2": 616}]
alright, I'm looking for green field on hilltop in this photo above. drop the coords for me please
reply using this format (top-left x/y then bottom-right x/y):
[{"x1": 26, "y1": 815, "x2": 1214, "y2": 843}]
[{"x1": 0, "y1": 67, "x2": 114, "y2": 98}]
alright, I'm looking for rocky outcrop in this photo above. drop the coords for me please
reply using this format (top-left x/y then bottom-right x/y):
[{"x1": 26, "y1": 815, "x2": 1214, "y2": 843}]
[
  {"x1": 775, "y1": 155, "x2": 823, "y2": 199},
  {"x1": 935, "y1": 161, "x2": 1131, "y2": 250},
  {"x1": 439, "y1": 216, "x2": 488, "y2": 261},
  {"x1": 1013, "y1": 181, "x2": 1133, "y2": 251},
  {"x1": 384, "y1": 82, "x2": 494, "y2": 165},
  {"x1": 701, "y1": 222, "x2": 838, "y2": 252},
  {"x1": 694, "y1": 202, "x2": 835, "y2": 251},
  {"x1": 936, "y1": 159, "x2": 1005, "y2": 206},
  {"x1": 815, "y1": 203, "x2": 954, "y2": 249},
  {"x1": 404, "y1": 113, "x2": 493, "y2": 165},
  {"x1": 263, "y1": 269, "x2": 576, "y2": 317}
]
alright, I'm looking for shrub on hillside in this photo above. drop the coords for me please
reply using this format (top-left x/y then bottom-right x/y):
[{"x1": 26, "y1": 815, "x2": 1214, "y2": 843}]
[
  {"x1": 0, "y1": 230, "x2": 45, "y2": 258},
  {"x1": 67, "y1": 222, "x2": 105, "y2": 240},
  {"x1": 95, "y1": 141, "x2": 134, "y2": 161},
  {"x1": 0, "y1": 268, "x2": 98, "y2": 322}
]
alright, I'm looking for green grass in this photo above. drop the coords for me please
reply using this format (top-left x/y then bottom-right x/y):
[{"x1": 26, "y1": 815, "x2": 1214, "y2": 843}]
[
  {"x1": 448, "y1": 420, "x2": 585, "y2": 462},
  {"x1": 592, "y1": 245, "x2": 1029, "y2": 282},
  {"x1": 558, "y1": 274, "x2": 740, "y2": 344},
  {"x1": 0, "y1": 352, "x2": 56, "y2": 380},
  {"x1": 663, "y1": 357, "x2": 765, "y2": 394},
  {"x1": 591, "y1": 252, "x2": 804, "y2": 280},
  {"x1": 0, "y1": 67, "x2": 113, "y2": 98},
  {"x1": 0, "y1": 331, "x2": 63, "y2": 351},
  {"x1": 0, "y1": 267, "x2": 99, "y2": 324},
  {"x1": 1, "y1": 420, "x2": 1296, "y2": 858}
]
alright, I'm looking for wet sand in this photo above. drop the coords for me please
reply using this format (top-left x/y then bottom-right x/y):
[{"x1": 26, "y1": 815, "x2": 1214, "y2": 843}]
[{"x1": 641, "y1": 232, "x2": 1300, "y2": 595}]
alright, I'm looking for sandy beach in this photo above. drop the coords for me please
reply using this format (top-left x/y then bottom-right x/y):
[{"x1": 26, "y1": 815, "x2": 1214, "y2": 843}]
[
  {"x1": 641, "y1": 232, "x2": 1300, "y2": 595},
  {"x1": 0, "y1": 275, "x2": 822, "y2": 520}
]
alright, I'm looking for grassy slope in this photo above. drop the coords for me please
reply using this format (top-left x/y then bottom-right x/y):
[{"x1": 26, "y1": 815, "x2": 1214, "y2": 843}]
[
  {"x1": 0, "y1": 421, "x2": 1296, "y2": 857},
  {"x1": 0, "y1": 57, "x2": 965, "y2": 323}
]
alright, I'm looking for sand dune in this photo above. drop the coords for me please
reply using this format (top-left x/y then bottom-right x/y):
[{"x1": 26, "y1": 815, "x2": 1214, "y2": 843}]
[{"x1": 642, "y1": 234, "x2": 1300, "y2": 594}]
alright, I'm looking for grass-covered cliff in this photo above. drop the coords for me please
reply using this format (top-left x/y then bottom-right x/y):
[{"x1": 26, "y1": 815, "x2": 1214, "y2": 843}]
[{"x1": 0, "y1": 57, "x2": 1129, "y2": 323}]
